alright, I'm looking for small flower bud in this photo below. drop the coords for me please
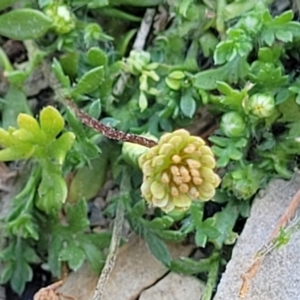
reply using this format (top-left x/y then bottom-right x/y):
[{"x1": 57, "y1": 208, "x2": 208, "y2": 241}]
[
  {"x1": 247, "y1": 93, "x2": 275, "y2": 118},
  {"x1": 159, "y1": 143, "x2": 174, "y2": 155},
  {"x1": 220, "y1": 111, "x2": 246, "y2": 138},
  {"x1": 171, "y1": 154, "x2": 181, "y2": 163},
  {"x1": 165, "y1": 71, "x2": 185, "y2": 91},
  {"x1": 161, "y1": 172, "x2": 170, "y2": 183},
  {"x1": 45, "y1": 4, "x2": 76, "y2": 34}
]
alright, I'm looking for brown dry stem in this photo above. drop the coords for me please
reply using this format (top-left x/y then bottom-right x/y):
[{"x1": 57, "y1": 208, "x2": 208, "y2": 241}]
[{"x1": 65, "y1": 99, "x2": 157, "y2": 148}]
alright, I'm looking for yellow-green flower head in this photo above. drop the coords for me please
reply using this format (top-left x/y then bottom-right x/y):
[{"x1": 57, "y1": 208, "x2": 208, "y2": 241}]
[
  {"x1": 139, "y1": 129, "x2": 221, "y2": 212},
  {"x1": 45, "y1": 4, "x2": 76, "y2": 34}
]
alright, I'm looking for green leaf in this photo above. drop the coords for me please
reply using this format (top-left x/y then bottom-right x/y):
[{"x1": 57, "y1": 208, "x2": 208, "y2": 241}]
[
  {"x1": 144, "y1": 232, "x2": 171, "y2": 266},
  {"x1": 168, "y1": 71, "x2": 185, "y2": 80},
  {"x1": 0, "y1": 9, "x2": 52, "y2": 40},
  {"x1": 52, "y1": 58, "x2": 70, "y2": 88},
  {"x1": 199, "y1": 32, "x2": 218, "y2": 57},
  {"x1": 88, "y1": 0, "x2": 109, "y2": 8},
  {"x1": 65, "y1": 109, "x2": 85, "y2": 137},
  {"x1": 37, "y1": 161, "x2": 68, "y2": 213},
  {"x1": 79, "y1": 235, "x2": 105, "y2": 273},
  {"x1": 249, "y1": 61, "x2": 288, "y2": 88},
  {"x1": 189, "y1": 202, "x2": 204, "y2": 228},
  {"x1": 17, "y1": 114, "x2": 40, "y2": 138},
  {"x1": 9, "y1": 240, "x2": 34, "y2": 294},
  {"x1": 11, "y1": 260, "x2": 32, "y2": 294},
  {"x1": 68, "y1": 157, "x2": 108, "y2": 203},
  {"x1": 48, "y1": 235, "x2": 62, "y2": 277},
  {"x1": 275, "y1": 30, "x2": 292, "y2": 42},
  {"x1": 48, "y1": 132, "x2": 75, "y2": 164},
  {"x1": 59, "y1": 240, "x2": 86, "y2": 271},
  {"x1": 194, "y1": 57, "x2": 249, "y2": 90},
  {"x1": 0, "y1": 262, "x2": 14, "y2": 284},
  {"x1": 7, "y1": 213, "x2": 39, "y2": 240},
  {"x1": 2, "y1": 86, "x2": 31, "y2": 130},
  {"x1": 209, "y1": 136, "x2": 248, "y2": 167},
  {"x1": 277, "y1": 97, "x2": 300, "y2": 123},
  {"x1": 38, "y1": 0, "x2": 52, "y2": 8},
  {"x1": 65, "y1": 199, "x2": 90, "y2": 232},
  {"x1": 88, "y1": 99, "x2": 102, "y2": 119},
  {"x1": 273, "y1": 10, "x2": 293, "y2": 24},
  {"x1": 201, "y1": 220, "x2": 221, "y2": 239},
  {"x1": 100, "y1": 8, "x2": 141, "y2": 23},
  {"x1": 216, "y1": 81, "x2": 234, "y2": 95},
  {"x1": 178, "y1": 0, "x2": 193, "y2": 17},
  {"x1": 170, "y1": 256, "x2": 212, "y2": 275},
  {"x1": 209, "y1": 203, "x2": 239, "y2": 248},
  {"x1": 132, "y1": 200, "x2": 146, "y2": 216},
  {"x1": 261, "y1": 29, "x2": 274, "y2": 46},
  {"x1": 87, "y1": 47, "x2": 108, "y2": 67},
  {"x1": 72, "y1": 66, "x2": 105, "y2": 96},
  {"x1": 223, "y1": 1, "x2": 256, "y2": 21},
  {"x1": 0, "y1": 128, "x2": 15, "y2": 148},
  {"x1": 139, "y1": 91, "x2": 148, "y2": 112},
  {"x1": 195, "y1": 231, "x2": 207, "y2": 247},
  {"x1": 6, "y1": 70, "x2": 28, "y2": 85},
  {"x1": 0, "y1": 0, "x2": 18, "y2": 11},
  {"x1": 149, "y1": 216, "x2": 174, "y2": 230},
  {"x1": 214, "y1": 29, "x2": 252, "y2": 64},
  {"x1": 180, "y1": 92, "x2": 196, "y2": 118},
  {"x1": 0, "y1": 144, "x2": 35, "y2": 162},
  {"x1": 87, "y1": 232, "x2": 112, "y2": 249},
  {"x1": 100, "y1": 117, "x2": 120, "y2": 128},
  {"x1": 156, "y1": 230, "x2": 186, "y2": 242},
  {"x1": 59, "y1": 52, "x2": 79, "y2": 78},
  {"x1": 165, "y1": 77, "x2": 181, "y2": 90},
  {"x1": 23, "y1": 246, "x2": 40, "y2": 264},
  {"x1": 110, "y1": 0, "x2": 163, "y2": 6},
  {"x1": 39, "y1": 106, "x2": 64, "y2": 140}
]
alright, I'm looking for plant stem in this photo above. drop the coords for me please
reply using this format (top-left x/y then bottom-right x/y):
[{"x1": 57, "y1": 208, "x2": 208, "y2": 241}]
[
  {"x1": 14, "y1": 163, "x2": 41, "y2": 204},
  {"x1": 64, "y1": 98, "x2": 157, "y2": 148},
  {"x1": 202, "y1": 252, "x2": 219, "y2": 300}
]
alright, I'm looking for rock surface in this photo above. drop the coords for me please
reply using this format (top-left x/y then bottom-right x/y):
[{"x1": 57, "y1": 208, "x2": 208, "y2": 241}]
[
  {"x1": 57, "y1": 234, "x2": 196, "y2": 300},
  {"x1": 139, "y1": 272, "x2": 205, "y2": 300},
  {"x1": 214, "y1": 174, "x2": 300, "y2": 300}
]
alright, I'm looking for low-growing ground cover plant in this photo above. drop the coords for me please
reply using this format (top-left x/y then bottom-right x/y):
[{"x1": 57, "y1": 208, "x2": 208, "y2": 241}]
[{"x1": 0, "y1": 0, "x2": 300, "y2": 299}]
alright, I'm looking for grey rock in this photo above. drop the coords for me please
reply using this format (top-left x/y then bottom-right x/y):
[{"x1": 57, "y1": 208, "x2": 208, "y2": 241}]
[
  {"x1": 214, "y1": 174, "x2": 300, "y2": 300},
  {"x1": 57, "y1": 234, "x2": 194, "y2": 300},
  {"x1": 139, "y1": 272, "x2": 205, "y2": 300}
]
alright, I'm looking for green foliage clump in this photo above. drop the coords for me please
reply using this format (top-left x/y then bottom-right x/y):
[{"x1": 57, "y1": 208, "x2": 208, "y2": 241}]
[{"x1": 0, "y1": 1, "x2": 300, "y2": 299}]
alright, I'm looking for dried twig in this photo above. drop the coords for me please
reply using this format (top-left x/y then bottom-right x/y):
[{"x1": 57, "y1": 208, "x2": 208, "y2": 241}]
[
  {"x1": 92, "y1": 167, "x2": 130, "y2": 300},
  {"x1": 92, "y1": 194, "x2": 125, "y2": 300}
]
